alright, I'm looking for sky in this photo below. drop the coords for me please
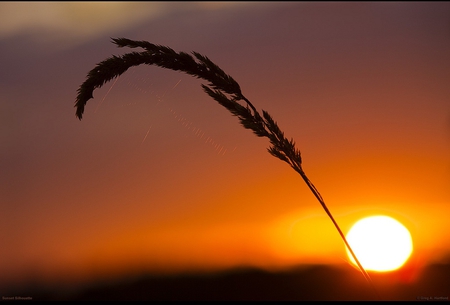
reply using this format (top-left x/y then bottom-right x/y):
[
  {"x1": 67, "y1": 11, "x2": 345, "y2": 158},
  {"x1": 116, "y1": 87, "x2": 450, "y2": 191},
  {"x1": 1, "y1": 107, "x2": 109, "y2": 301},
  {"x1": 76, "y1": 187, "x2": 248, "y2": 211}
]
[{"x1": 1, "y1": 1, "x2": 450, "y2": 293}]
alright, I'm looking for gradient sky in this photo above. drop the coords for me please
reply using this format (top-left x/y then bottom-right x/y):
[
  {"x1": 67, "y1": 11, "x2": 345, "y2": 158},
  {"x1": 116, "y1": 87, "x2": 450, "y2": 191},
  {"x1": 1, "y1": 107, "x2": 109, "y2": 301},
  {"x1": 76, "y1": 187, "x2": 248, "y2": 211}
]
[{"x1": 1, "y1": 2, "x2": 450, "y2": 291}]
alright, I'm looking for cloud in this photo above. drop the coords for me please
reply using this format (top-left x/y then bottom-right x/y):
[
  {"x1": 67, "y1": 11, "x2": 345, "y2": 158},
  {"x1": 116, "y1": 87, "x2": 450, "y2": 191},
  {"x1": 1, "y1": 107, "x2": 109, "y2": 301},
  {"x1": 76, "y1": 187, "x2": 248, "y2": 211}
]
[{"x1": 0, "y1": 2, "x2": 250, "y2": 50}]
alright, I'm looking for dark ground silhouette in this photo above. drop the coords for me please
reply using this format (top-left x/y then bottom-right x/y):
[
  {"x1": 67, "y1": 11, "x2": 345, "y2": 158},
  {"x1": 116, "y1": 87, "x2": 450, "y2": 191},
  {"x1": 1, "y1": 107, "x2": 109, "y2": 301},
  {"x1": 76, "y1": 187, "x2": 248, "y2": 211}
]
[{"x1": 16, "y1": 263, "x2": 450, "y2": 301}]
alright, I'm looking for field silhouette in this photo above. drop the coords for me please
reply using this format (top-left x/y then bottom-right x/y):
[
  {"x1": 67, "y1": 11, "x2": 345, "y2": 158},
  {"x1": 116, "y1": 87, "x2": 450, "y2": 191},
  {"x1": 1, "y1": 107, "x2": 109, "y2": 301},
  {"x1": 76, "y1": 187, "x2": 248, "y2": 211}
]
[{"x1": 26, "y1": 263, "x2": 449, "y2": 301}]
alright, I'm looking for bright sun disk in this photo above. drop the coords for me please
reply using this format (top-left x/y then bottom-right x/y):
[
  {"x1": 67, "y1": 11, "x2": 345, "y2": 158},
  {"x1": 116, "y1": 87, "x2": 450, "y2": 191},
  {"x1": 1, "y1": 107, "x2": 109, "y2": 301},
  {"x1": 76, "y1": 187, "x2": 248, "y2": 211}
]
[{"x1": 346, "y1": 215, "x2": 413, "y2": 272}]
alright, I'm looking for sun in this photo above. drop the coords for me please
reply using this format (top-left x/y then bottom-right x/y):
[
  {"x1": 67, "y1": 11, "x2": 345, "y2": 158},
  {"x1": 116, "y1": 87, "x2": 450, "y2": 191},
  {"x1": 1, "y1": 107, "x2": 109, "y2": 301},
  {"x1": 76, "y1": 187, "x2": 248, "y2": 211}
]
[{"x1": 345, "y1": 215, "x2": 413, "y2": 272}]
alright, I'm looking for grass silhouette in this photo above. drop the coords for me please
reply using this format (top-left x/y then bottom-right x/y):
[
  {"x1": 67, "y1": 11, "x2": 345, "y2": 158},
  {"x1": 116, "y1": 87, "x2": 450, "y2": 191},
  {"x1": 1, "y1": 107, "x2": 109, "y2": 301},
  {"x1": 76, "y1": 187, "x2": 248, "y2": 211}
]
[{"x1": 75, "y1": 38, "x2": 378, "y2": 297}]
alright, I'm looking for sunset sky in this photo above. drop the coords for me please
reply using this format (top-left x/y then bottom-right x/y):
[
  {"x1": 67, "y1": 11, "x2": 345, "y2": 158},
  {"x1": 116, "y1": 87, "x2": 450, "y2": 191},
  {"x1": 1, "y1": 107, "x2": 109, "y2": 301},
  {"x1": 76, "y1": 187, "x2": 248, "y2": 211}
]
[{"x1": 1, "y1": 2, "x2": 449, "y2": 292}]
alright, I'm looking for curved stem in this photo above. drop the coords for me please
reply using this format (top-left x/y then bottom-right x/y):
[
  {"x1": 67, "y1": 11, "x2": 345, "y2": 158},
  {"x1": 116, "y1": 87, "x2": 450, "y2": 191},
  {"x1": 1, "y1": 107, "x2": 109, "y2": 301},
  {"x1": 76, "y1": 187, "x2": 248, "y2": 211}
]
[
  {"x1": 74, "y1": 39, "x2": 381, "y2": 299},
  {"x1": 295, "y1": 167, "x2": 380, "y2": 299}
]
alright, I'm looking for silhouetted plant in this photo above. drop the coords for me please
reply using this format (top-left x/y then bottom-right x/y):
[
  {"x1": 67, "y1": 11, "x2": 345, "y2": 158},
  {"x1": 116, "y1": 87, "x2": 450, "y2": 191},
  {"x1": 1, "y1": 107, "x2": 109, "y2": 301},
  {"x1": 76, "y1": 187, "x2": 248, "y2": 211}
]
[{"x1": 75, "y1": 38, "x2": 377, "y2": 296}]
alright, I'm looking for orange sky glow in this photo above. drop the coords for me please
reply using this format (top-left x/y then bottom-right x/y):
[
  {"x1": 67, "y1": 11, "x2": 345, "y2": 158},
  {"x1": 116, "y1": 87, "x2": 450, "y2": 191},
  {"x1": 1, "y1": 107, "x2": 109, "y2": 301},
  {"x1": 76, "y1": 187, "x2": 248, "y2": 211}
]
[{"x1": 1, "y1": 2, "x2": 449, "y2": 297}]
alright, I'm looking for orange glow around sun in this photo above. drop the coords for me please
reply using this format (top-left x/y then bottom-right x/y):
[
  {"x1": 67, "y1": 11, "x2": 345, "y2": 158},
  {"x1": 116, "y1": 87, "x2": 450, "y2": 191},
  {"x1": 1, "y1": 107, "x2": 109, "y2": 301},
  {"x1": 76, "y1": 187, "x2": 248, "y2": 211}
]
[{"x1": 345, "y1": 215, "x2": 413, "y2": 272}]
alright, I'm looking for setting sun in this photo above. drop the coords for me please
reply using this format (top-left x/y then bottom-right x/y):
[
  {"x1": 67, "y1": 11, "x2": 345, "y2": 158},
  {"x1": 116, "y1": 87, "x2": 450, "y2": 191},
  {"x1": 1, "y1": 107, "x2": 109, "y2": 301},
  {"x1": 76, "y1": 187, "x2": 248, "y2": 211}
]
[{"x1": 346, "y1": 215, "x2": 413, "y2": 272}]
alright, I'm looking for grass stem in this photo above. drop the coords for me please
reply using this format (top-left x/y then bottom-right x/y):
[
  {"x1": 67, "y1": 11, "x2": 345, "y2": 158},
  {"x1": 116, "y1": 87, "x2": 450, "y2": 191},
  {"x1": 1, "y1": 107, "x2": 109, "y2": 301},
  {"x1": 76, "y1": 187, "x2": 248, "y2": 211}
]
[{"x1": 75, "y1": 38, "x2": 381, "y2": 299}]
